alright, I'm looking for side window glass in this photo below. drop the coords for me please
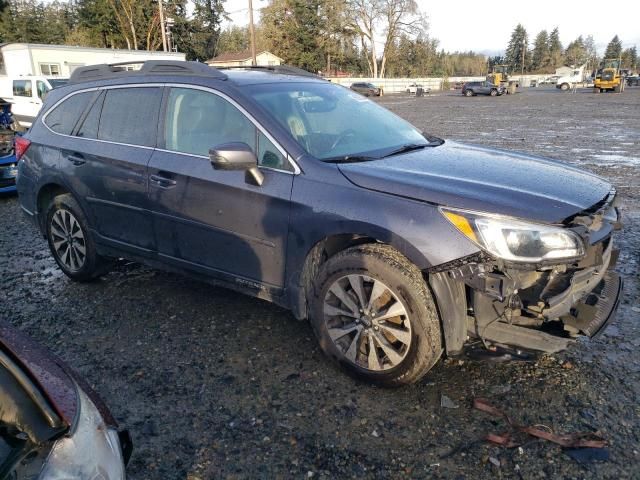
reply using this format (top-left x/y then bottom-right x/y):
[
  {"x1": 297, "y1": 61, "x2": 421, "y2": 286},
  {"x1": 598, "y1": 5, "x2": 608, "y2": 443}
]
[
  {"x1": 44, "y1": 92, "x2": 93, "y2": 135},
  {"x1": 77, "y1": 91, "x2": 104, "y2": 139},
  {"x1": 98, "y1": 87, "x2": 161, "y2": 147},
  {"x1": 13, "y1": 80, "x2": 32, "y2": 97},
  {"x1": 257, "y1": 132, "x2": 289, "y2": 171},
  {"x1": 36, "y1": 81, "x2": 48, "y2": 100},
  {"x1": 164, "y1": 87, "x2": 256, "y2": 156}
]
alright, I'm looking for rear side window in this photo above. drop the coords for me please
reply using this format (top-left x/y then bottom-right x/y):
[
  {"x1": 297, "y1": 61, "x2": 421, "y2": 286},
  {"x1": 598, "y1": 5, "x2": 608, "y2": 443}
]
[
  {"x1": 76, "y1": 91, "x2": 104, "y2": 139},
  {"x1": 44, "y1": 91, "x2": 93, "y2": 135},
  {"x1": 98, "y1": 87, "x2": 161, "y2": 147},
  {"x1": 13, "y1": 80, "x2": 32, "y2": 97}
]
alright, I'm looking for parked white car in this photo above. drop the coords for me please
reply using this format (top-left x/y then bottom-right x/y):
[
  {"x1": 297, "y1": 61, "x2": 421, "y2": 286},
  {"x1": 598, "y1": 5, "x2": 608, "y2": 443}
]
[
  {"x1": 406, "y1": 83, "x2": 430, "y2": 95},
  {"x1": 0, "y1": 76, "x2": 68, "y2": 128}
]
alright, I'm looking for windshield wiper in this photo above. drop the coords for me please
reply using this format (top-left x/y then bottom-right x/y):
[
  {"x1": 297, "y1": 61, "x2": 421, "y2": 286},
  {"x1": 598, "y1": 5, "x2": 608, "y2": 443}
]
[
  {"x1": 323, "y1": 155, "x2": 378, "y2": 164},
  {"x1": 381, "y1": 143, "x2": 429, "y2": 158}
]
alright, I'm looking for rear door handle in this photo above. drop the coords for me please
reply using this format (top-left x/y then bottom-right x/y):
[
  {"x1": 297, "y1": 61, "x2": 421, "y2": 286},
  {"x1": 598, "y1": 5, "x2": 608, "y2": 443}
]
[
  {"x1": 67, "y1": 153, "x2": 86, "y2": 166},
  {"x1": 149, "y1": 173, "x2": 177, "y2": 188}
]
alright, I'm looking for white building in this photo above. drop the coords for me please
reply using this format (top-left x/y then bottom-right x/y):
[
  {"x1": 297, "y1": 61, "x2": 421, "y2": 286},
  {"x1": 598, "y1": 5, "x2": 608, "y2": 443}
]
[
  {"x1": 0, "y1": 43, "x2": 186, "y2": 78},
  {"x1": 206, "y1": 50, "x2": 283, "y2": 68}
]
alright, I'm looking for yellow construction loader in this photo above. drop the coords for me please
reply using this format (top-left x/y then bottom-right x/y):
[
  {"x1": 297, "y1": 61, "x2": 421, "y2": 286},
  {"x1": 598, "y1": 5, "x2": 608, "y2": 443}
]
[
  {"x1": 486, "y1": 64, "x2": 518, "y2": 94},
  {"x1": 594, "y1": 59, "x2": 624, "y2": 93}
]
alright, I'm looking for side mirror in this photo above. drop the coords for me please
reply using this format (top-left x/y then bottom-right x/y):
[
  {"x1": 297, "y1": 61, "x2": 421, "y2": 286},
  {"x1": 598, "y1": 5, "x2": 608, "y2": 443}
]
[{"x1": 209, "y1": 142, "x2": 264, "y2": 186}]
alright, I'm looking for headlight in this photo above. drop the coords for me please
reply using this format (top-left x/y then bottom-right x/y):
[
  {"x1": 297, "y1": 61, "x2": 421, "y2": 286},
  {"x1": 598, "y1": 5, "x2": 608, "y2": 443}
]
[
  {"x1": 441, "y1": 208, "x2": 585, "y2": 263},
  {"x1": 39, "y1": 387, "x2": 125, "y2": 480}
]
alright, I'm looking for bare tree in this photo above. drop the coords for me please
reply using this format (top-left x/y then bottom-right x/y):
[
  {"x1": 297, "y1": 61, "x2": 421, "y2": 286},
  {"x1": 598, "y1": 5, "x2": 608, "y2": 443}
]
[
  {"x1": 348, "y1": 0, "x2": 426, "y2": 78},
  {"x1": 347, "y1": 0, "x2": 382, "y2": 77}
]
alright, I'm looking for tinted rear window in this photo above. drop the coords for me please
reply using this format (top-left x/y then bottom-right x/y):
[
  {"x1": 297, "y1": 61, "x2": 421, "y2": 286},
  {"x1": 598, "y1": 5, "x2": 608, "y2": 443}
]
[
  {"x1": 44, "y1": 91, "x2": 93, "y2": 135},
  {"x1": 98, "y1": 87, "x2": 161, "y2": 147}
]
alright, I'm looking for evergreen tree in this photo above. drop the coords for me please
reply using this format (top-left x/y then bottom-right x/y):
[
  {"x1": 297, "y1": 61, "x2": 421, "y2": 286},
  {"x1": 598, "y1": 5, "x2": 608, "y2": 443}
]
[
  {"x1": 621, "y1": 46, "x2": 637, "y2": 69},
  {"x1": 531, "y1": 30, "x2": 549, "y2": 71},
  {"x1": 564, "y1": 35, "x2": 587, "y2": 66},
  {"x1": 548, "y1": 27, "x2": 563, "y2": 67},
  {"x1": 604, "y1": 35, "x2": 622, "y2": 59},
  {"x1": 505, "y1": 24, "x2": 529, "y2": 72}
]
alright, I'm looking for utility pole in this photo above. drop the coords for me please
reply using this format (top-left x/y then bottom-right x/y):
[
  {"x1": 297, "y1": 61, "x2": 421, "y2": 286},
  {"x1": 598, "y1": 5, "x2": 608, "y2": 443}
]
[
  {"x1": 521, "y1": 39, "x2": 525, "y2": 82},
  {"x1": 158, "y1": 0, "x2": 168, "y2": 52},
  {"x1": 248, "y1": 0, "x2": 257, "y2": 66}
]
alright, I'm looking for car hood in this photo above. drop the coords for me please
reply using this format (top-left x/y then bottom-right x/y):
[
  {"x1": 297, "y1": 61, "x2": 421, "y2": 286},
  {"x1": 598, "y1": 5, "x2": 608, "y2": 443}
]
[{"x1": 337, "y1": 141, "x2": 612, "y2": 223}]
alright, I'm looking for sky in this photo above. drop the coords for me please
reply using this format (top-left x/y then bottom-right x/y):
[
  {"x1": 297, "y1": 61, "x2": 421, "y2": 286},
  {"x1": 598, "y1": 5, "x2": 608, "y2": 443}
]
[{"x1": 221, "y1": 0, "x2": 640, "y2": 56}]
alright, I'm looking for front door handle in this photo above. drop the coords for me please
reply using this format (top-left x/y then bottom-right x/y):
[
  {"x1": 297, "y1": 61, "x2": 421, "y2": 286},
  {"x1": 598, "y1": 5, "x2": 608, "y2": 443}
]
[
  {"x1": 149, "y1": 174, "x2": 177, "y2": 188},
  {"x1": 67, "y1": 153, "x2": 86, "y2": 166}
]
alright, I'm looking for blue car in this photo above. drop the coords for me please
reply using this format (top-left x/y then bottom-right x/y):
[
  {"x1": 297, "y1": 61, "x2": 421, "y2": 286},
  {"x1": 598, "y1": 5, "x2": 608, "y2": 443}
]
[{"x1": 0, "y1": 101, "x2": 17, "y2": 193}]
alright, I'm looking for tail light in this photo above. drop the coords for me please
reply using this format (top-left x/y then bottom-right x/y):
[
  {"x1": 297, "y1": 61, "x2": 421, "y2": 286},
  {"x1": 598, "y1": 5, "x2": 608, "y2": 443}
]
[{"x1": 15, "y1": 136, "x2": 31, "y2": 161}]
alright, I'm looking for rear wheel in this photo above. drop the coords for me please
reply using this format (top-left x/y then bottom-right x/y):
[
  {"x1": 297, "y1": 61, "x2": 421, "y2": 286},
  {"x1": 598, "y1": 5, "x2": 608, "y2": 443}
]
[
  {"x1": 309, "y1": 244, "x2": 443, "y2": 387},
  {"x1": 464, "y1": 89, "x2": 473, "y2": 97},
  {"x1": 45, "y1": 194, "x2": 109, "y2": 282}
]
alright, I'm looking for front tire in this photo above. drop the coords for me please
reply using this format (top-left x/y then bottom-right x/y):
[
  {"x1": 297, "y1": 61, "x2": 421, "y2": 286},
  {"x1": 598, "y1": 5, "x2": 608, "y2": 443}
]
[
  {"x1": 45, "y1": 193, "x2": 109, "y2": 282},
  {"x1": 309, "y1": 244, "x2": 443, "y2": 387},
  {"x1": 490, "y1": 89, "x2": 498, "y2": 96},
  {"x1": 560, "y1": 83, "x2": 569, "y2": 91}
]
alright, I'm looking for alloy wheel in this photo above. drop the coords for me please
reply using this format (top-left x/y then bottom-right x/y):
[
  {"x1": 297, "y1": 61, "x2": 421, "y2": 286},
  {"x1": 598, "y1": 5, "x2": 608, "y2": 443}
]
[
  {"x1": 323, "y1": 274, "x2": 412, "y2": 372},
  {"x1": 50, "y1": 209, "x2": 87, "y2": 272}
]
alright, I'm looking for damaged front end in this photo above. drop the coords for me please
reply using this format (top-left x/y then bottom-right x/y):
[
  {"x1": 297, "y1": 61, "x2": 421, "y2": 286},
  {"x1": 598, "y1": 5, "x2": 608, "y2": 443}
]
[{"x1": 431, "y1": 192, "x2": 623, "y2": 355}]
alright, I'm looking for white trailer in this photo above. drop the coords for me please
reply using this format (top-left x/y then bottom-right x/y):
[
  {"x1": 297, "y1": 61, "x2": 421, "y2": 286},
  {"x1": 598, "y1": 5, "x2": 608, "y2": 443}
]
[{"x1": 0, "y1": 43, "x2": 186, "y2": 127}]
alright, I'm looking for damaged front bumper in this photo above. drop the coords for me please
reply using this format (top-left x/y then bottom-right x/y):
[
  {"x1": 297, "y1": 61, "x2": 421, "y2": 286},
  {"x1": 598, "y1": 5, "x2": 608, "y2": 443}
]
[{"x1": 430, "y1": 198, "x2": 623, "y2": 355}]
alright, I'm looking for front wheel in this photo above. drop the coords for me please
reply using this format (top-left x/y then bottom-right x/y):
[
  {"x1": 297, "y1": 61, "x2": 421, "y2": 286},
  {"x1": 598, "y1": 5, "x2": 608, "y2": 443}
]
[
  {"x1": 560, "y1": 83, "x2": 569, "y2": 91},
  {"x1": 309, "y1": 244, "x2": 443, "y2": 387},
  {"x1": 45, "y1": 193, "x2": 109, "y2": 282},
  {"x1": 490, "y1": 89, "x2": 498, "y2": 96}
]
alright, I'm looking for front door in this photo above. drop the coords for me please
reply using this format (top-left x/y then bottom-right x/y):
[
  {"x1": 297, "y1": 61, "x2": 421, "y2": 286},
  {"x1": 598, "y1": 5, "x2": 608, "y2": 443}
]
[{"x1": 147, "y1": 86, "x2": 294, "y2": 294}]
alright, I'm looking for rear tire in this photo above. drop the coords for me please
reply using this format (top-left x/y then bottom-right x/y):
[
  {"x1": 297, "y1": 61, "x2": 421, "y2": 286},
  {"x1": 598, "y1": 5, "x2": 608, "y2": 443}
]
[
  {"x1": 45, "y1": 194, "x2": 109, "y2": 282},
  {"x1": 464, "y1": 90, "x2": 473, "y2": 97},
  {"x1": 309, "y1": 244, "x2": 443, "y2": 387}
]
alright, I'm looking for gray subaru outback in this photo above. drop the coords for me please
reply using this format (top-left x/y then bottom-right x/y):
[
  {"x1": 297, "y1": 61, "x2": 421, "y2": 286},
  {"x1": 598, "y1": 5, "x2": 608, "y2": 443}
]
[{"x1": 16, "y1": 61, "x2": 622, "y2": 387}]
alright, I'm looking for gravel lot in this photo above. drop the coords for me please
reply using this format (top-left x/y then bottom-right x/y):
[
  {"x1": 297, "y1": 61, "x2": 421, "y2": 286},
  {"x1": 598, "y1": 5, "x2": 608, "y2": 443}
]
[{"x1": 1, "y1": 86, "x2": 639, "y2": 479}]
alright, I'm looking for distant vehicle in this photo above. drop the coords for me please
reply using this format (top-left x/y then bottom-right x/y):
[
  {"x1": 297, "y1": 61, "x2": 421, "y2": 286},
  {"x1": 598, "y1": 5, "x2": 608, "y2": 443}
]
[
  {"x1": 626, "y1": 75, "x2": 639, "y2": 86},
  {"x1": 0, "y1": 76, "x2": 68, "y2": 128},
  {"x1": 0, "y1": 322, "x2": 131, "y2": 478},
  {"x1": 462, "y1": 81, "x2": 504, "y2": 97},
  {"x1": 350, "y1": 82, "x2": 382, "y2": 97},
  {"x1": 556, "y1": 66, "x2": 586, "y2": 90},
  {"x1": 594, "y1": 59, "x2": 624, "y2": 93},
  {"x1": 406, "y1": 83, "x2": 430, "y2": 94}
]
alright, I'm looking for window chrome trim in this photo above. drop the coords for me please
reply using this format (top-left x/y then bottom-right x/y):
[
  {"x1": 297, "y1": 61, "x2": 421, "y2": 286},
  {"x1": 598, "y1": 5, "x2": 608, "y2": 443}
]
[{"x1": 41, "y1": 83, "x2": 301, "y2": 175}]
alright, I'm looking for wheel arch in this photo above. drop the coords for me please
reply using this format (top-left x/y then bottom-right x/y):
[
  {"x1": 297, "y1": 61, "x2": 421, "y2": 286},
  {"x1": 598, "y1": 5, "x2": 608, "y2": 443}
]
[
  {"x1": 36, "y1": 182, "x2": 71, "y2": 234},
  {"x1": 289, "y1": 230, "x2": 429, "y2": 321}
]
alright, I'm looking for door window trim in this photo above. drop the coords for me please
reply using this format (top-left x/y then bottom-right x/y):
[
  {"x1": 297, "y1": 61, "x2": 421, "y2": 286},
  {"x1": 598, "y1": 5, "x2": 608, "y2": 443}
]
[{"x1": 41, "y1": 83, "x2": 301, "y2": 174}]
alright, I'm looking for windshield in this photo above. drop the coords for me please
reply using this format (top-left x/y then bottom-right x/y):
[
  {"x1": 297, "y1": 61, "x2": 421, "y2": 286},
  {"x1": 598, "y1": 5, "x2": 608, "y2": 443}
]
[{"x1": 248, "y1": 82, "x2": 429, "y2": 161}]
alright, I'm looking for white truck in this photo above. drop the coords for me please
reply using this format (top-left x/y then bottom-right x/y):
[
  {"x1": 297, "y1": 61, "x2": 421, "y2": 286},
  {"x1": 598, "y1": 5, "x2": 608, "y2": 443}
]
[
  {"x1": 555, "y1": 66, "x2": 586, "y2": 91},
  {"x1": 0, "y1": 76, "x2": 68, "y2": 128}
]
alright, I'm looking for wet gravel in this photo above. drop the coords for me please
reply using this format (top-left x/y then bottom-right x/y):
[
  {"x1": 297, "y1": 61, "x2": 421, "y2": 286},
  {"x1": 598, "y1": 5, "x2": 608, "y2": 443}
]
[{"x1": 1, "y1": 85, "x2": 639, "y2": 479}]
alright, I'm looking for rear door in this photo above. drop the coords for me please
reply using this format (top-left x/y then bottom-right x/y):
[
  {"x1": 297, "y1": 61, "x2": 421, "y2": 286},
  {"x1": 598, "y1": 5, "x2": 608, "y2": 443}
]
[
  {"x1": 58, "y1": 85, "x2": 162, "y2": 253},
  {"x1": 147, "y1": 86, "x2": 294, "y2": 293}
]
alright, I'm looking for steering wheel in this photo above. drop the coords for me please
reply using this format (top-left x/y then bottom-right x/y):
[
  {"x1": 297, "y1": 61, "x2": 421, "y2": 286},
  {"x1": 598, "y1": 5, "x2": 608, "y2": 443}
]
[{"x1": 329, "y1": 129, "x2": 357, "y2": 151}]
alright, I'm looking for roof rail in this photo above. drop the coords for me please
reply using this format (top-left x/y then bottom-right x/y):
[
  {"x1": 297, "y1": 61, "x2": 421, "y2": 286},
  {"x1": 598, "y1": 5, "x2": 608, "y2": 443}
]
[
  {"x1": 218, "y1": 64, "x2": 322, "y2": 79},
  {"x1": 69, "y1": 60, "x2": 227, "y2": 83}
]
